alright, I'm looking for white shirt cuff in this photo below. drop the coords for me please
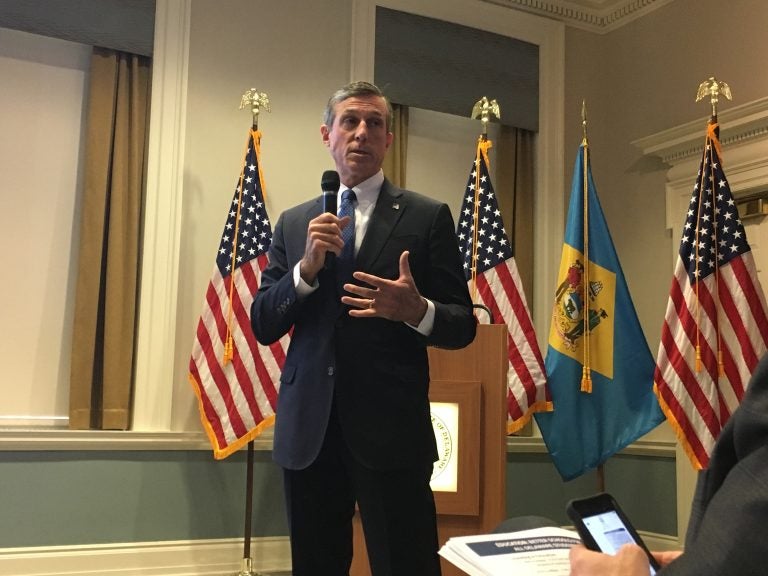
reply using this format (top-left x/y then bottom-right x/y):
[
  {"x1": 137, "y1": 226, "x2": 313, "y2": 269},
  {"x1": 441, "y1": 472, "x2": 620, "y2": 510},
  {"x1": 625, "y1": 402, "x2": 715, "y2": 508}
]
[
  {"x1": 408, "y1": 298, "x2": 435, "y2": 336},
  {"x1": 293, "y1": 262, "x2": 318, "y2": 297}
]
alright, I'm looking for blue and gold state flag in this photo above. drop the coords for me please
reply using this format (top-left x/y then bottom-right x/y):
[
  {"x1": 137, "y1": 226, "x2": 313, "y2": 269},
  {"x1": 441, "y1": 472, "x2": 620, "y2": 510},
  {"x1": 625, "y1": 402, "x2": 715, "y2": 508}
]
[{"x1": 534, "y1": 139, "x2": 664, "y2": 480}]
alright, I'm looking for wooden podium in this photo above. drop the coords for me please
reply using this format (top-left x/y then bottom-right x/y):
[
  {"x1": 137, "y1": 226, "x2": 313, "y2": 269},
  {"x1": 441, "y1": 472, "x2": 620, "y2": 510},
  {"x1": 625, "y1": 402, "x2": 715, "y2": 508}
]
[{"x1": 351, "y1": 324, "x2": 508, "y2": 575}]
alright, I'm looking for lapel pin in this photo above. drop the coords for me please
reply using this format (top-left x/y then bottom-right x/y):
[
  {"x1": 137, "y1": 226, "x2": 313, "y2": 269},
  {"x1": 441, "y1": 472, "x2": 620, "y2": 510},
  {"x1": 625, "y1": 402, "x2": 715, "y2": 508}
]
[{"x1": 392, "y1": 202, "x2": 400, "y2": 210}]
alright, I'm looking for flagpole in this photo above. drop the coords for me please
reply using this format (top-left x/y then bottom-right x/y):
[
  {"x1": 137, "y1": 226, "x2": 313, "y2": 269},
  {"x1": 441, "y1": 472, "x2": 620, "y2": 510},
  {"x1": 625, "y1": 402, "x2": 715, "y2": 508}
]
[
  {"x1": 461, "y1": 96, "x2": 551, "y2": 434},
  {"x1": 654, "y1": 77, "x2": 768, "y2": 470},
  {"x1": 538, "y1": 101, "x2": 665, "y2": 481},
  {"x1": 240, "y1": 442, "x2": 257, "y2": 576},
  {"x1": 580, "y1": 101, "x2": 592, "y2": 393},
  {"x1": 235, "y1": 88, "x2": 271, "y2": 576},
  {"x1": 695, "y1": 77, "x2": 731, "y2": 378},
  {"x1": 582, "y1": 102, "x2": 602, "y2": 492},
  {"x1": 469, "y1": 97, "x2": 501, "y2": 305}
]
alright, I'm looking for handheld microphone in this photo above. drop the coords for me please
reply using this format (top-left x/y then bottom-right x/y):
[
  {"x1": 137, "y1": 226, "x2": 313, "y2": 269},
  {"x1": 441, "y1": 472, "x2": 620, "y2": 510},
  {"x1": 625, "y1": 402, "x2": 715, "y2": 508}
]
[
  {"x1": 321, "y1": 170, "x2": 340, "y2": 214},
  {"x1": 321, "y1": 170, "x2": 340, "y2": 268}
]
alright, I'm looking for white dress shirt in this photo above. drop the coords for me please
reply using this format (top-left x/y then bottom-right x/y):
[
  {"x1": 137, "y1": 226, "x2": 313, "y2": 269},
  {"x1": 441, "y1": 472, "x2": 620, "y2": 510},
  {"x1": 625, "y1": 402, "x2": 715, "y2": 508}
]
[{"x1": 292, "y1": 170, "x2": 435, "y2": 335}]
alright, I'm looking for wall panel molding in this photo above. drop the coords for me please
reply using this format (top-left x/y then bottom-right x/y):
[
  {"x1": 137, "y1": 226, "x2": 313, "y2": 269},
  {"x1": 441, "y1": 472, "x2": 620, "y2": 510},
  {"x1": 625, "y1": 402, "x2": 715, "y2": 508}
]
[
  {"x1": 133, "y1": 0, "x2": 191, "y2": 431},
  {"x1": 0, "y1": 537, "x2": 290, "y2": 576},
  {"x1": 0, "y1": 429, "x2": 273, "y2": 451}
]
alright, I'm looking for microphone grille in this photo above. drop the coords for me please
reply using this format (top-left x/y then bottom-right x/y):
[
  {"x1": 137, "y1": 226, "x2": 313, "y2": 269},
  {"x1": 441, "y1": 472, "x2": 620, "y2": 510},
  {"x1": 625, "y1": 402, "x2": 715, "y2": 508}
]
[{"x1": 321, "y1": 170, "x2": 340, "y2": 192}]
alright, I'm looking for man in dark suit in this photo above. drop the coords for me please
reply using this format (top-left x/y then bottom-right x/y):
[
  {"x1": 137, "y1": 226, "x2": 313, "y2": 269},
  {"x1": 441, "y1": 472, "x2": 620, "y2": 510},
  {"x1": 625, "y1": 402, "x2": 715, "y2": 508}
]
[
  {"x1": 251, "y1": 81, "x2": 476, "y2": 576},
  {"x1": 568, "y1": 352, "x2": 768, "y2": 576}
]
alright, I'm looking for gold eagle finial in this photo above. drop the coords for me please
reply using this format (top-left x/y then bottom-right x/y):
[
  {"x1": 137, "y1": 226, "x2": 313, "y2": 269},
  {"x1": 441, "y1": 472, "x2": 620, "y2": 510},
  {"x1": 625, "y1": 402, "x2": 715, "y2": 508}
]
[
  {"x1": 695, "y1": 77, "x2": 732, "y2": 117},
  {"x1": 471, "y1": 96, "x2": 501, "y2": 136},
  {"x1": 240, "y1": 88, "x2": 271, "y2": 128}
]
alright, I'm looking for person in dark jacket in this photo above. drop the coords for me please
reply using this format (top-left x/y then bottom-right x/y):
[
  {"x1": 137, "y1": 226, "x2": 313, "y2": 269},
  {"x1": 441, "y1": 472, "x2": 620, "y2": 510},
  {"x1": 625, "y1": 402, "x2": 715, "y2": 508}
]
[
  {"x1": 251, "y1": 81, "x2": 476, "y2": 576},
  {"x1": 569, "y1": 352, "x2": 768, "y2": 576}
]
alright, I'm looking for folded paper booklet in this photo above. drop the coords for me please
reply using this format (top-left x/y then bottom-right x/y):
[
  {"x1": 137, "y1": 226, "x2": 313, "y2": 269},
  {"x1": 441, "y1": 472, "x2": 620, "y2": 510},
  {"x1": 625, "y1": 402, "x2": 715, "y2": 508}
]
[{"x1": 439, "y1": 526, "x2": 581, "y2": 576}]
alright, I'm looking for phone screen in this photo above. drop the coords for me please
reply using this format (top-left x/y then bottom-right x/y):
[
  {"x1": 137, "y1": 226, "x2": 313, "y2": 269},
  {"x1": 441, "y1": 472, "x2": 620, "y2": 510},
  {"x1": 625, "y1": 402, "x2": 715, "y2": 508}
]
[{"x1": 581, "y1": 510, "x2": 657, "y2": 576}]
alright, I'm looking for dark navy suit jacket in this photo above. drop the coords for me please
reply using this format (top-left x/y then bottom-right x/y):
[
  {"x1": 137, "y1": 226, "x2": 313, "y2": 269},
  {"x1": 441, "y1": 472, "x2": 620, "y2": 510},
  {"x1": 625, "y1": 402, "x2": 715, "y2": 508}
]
[
  {"x1": 251, "y1": 179, "x2": 476, "y2": 471},
  {"x1": 662, "y1": 353, "x2": 768, "y2": 575}
]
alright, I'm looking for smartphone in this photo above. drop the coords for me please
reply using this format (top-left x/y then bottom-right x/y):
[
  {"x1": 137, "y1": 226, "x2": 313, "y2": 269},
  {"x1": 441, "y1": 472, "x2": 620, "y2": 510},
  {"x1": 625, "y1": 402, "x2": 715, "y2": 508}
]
[{"x1": 566, "y1": 492, "x2": 661, "y2": 575}]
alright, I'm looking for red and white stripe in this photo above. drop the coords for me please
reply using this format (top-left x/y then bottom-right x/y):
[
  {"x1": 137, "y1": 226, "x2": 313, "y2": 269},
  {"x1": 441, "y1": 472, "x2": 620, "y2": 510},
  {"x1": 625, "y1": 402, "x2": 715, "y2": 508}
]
[
  {"x1": 189, "y1": 254, "x2": 289, "y2": 459},
  {"x1": 473, "y1": 258, "x2": 551, "y2": 433},
  {"x1": 654, "y1": 251, "x2": 768, "y2": 469}
]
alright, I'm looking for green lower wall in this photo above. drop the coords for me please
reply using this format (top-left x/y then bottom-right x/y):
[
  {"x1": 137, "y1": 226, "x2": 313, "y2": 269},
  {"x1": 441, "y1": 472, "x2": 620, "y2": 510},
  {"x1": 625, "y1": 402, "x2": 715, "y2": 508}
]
[
  {"x1": 506, "y1": 452, "x2": 677, "y2": 536},
  {"x1": 0, "y1": 450, "x2": 288, "y2": 547},
  {"x1": 0, "y1": 449, "x2": 675, "y2": 548}
]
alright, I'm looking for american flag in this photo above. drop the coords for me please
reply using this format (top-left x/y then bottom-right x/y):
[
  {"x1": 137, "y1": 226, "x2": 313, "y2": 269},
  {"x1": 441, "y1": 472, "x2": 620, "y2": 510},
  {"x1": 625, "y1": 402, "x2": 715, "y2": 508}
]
[
  {"x1": 456, "y1": 138, "x2": 551, "y2": 432},
  {"x1": 654, "y1": 120, "x2": 768, "y2": 469},
  {"x1": 189, "y1": 129, "x2": 288, "y2": 459}
]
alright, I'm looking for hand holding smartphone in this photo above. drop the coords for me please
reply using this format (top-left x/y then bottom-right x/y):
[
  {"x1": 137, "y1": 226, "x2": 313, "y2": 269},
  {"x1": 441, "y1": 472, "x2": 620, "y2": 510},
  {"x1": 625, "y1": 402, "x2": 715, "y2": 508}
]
[{"x1": 566, "y1": 492, "x2": 661, "y2": 575}]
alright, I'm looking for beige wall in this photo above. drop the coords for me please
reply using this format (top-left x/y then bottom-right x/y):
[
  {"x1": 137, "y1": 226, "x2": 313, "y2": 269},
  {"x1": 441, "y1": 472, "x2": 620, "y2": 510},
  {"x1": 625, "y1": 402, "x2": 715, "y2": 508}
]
[
  {"x1": 406, "y1": 107, "x2": 502, "y2": 219},
  {"x1": 169, "y1": 0, "x2": 519, "y2": 429},
  {"x1": 0, "y1": 28, "x2": 90, "y2": 425},
  {"x1": 4, "y1": 0, "x2": 766, "y2": 435},
  {"x1": 168, "y1": 0, "x2": 768, "y2": 429},
  {"x1": 172, "y1": 0, "x2": 354, "y2": 429},
  {"x1": 564, "y1": 0, "x2": 768, "y2": 346}
]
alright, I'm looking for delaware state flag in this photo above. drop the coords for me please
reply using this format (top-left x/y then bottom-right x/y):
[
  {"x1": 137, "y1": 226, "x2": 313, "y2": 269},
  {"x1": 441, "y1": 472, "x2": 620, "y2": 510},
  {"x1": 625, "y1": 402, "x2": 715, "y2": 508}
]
[{"x1": 534, "y1": 139, "x2": 664, "y2": 480}]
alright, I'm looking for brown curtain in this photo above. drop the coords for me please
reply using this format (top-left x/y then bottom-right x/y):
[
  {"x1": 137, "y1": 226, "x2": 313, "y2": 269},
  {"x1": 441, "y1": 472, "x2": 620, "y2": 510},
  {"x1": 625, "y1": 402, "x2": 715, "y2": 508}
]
[
  {"x1": 382, "y1": 104, "x2": 408, "y2": 187},
  {"x1": 495, "y1": 126, "x2": 536, "y2": 309},
  {"x1": 69, "y1": 48, "x2": 151, "y2": 430}
]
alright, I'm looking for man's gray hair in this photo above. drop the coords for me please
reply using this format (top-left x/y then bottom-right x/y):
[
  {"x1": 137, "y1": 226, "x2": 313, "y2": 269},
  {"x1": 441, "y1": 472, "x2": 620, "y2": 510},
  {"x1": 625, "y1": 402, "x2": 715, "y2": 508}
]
[{"x1": 323, "y1": 81, "x2": 394, "y2": 131}]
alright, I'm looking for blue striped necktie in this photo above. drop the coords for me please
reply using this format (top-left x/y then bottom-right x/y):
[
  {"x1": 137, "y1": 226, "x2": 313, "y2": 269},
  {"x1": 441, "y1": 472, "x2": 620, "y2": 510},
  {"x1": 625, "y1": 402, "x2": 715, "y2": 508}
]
[{"x1": 337, "y1": 189, "x2": 356, "y2": 285}]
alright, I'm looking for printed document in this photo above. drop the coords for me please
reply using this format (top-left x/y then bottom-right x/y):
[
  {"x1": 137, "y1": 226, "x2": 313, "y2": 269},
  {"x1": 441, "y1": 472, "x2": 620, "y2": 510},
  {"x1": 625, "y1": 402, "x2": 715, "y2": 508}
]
[{"x1": 439, "y1": 526, "x2": 580, "y2": 576}]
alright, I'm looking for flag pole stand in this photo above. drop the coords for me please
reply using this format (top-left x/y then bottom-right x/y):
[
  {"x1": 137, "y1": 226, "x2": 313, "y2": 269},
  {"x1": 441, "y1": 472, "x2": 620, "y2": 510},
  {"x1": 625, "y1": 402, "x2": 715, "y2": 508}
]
[
  {"x1": 235, "y1": 441, "x2": 265, "y2": 576},
  {"x1": 233, "y1": 88, "x2": 272, "y2": 576},
  {"x1": 238, "y1": 557, "x2": 256, "y2": 576}
]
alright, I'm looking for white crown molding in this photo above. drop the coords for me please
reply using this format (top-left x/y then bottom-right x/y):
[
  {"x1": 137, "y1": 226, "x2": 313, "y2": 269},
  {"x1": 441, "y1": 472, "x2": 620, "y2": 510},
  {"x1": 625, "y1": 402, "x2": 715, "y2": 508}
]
[
  {"x1": 481, "y1": 0, "x2": 675, "y2": 33},
  {"x1": 633, "y1": 96, "x2": 768, "y2": 166},
  {"x1": 0, "y1": 538, "x2": 291, "y2": 576}
]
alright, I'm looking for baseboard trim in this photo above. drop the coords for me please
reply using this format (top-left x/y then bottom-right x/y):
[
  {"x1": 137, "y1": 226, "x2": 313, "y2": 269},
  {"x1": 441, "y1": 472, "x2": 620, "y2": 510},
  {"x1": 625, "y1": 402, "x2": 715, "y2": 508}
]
[
  {"x1": 0, "y1": 537, "x2": 291, "y2": 576},
  {"x1": 0, "y1": 532, "x2": 678, "y2": 575}
]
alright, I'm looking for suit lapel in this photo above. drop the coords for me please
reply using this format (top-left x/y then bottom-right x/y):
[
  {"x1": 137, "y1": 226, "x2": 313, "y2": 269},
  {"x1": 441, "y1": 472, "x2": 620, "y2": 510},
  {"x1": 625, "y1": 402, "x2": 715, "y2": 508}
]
[{"x1": 356, "y1": 180, "x2": 405, "y2": 270}]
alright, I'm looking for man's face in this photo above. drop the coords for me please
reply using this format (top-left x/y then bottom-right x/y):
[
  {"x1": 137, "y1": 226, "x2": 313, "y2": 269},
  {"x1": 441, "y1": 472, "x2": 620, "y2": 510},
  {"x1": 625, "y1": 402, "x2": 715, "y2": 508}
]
[{"x1": 321, "y1": 94, "x2": 393, "y2": 188}]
